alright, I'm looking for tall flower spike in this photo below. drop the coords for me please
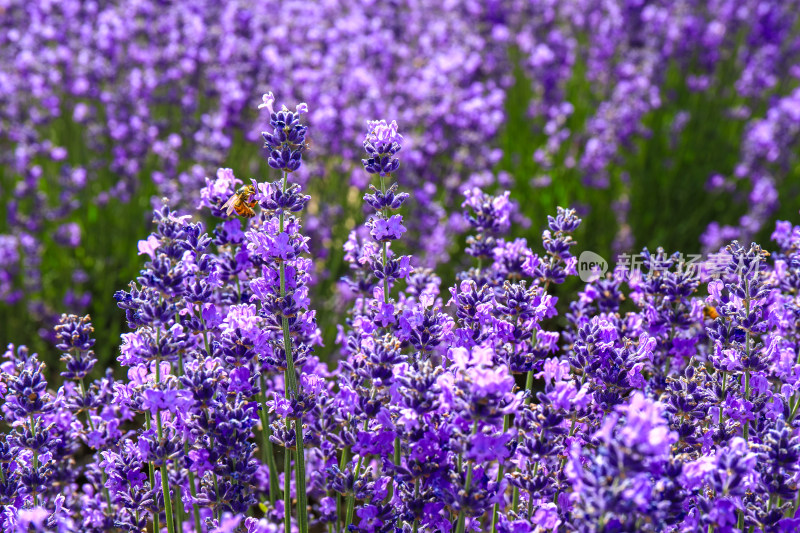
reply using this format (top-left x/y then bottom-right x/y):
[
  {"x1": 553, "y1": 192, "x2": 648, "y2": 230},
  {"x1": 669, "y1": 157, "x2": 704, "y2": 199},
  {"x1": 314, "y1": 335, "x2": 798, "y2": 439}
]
[
  {"x1": 262, "y1": 102, "x2": 309, "y2": 172},
  {"x1": 337, "y1": 121, "x2": 410, "y2": 532},
  {"x1": 362, "y1": 120, "x2": 403, "y2": 176},
  {"x1": 461, "y1": 189, "x2": 513, "y2": 278},
  {"x1": 360, "y1": 120, "x2": 410, "y2": 307},
  {"x1": 249, "y1": 93, "x2": 319, "y2": 533}
]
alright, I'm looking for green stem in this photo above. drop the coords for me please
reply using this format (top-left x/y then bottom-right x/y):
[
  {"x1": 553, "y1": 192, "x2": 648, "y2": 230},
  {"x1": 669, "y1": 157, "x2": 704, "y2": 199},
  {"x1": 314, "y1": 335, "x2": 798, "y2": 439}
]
[
  {"x1": 380, "y1": 174, "x2": 390, "y2": 304},
  {"x1": 337, "y1": 445, "x2": 350, "y2": 533},
  {"x1": 526, "y1": 462, "x2": 540, "y2": 518},
  {"x1": 720, "y1": 371, "x2": 728, "y2": 425},
  {"x1": 198, "y1": 304, "x2": 211, "y2": 356},
  {"x1": 512, "y1": 478, "x2": 520, "y2": 513},
  {"x1": 743, "y1": 278, "x2": 751, "y2": 442},
  {"x1": 387, "y1": 435, "x2": 400, "y2": 502},
  {"x1": 29, "y1": 415, "x2": 38, "y2": 507},
  {"x1": 185, "y1": 454, "x2": 202, "y2": 533},
  {"x1": 791, "y1": 354, "x2": 800, "y2": 423},
  {"x1": 553, "y1": 416, "x2": 579, "y2": 504},
  {"x1": 412, "y1": 478, "x2": 420, "y2": 533},
  {"x1": 79, "y1": 378, "x2": 113, "y2": 511},
  {"x1": 527, "y1": 489, "x2": 534, "y2": 517},
  {"x1": 175, "y1": 487, "x2": 184, "y2": 533},
  {"x1": 279, "y1": 171, "x2": 308, "y2": 533},
  {"x1": 145, "y1": 411, "x2": 160, "y2": 533},
  {"x1": 345, "y1": 455, "x2": 364, "y2": 528},
  {"x1": 284, "y1": 448, "x2": 292, "y2": 533},
  {"x1": 490, "y1": 415, "x2": 511, "y2": 533},
  {"x1": 795, "y1": 490, "x2": 800, "y2": 517},
  {"x1": 259, "y1": 376, "x2": 280, "y2": 506},
  {"x1": 175, "y1": 354, "x2": 202, "y2": 533},
  {"x1": 155, "y1": 357, "x2": 176, "y2": 533},
  {"x1": 524, "y1": 369, "x2": 535, "y2": 400},
  {"x1": 455, "y1": 421, "x2": 479, "y2": 533},
  {"x1": 345, "y1": 420, "x2": 369, "y2": 528},
  {"x1": 790, "y1": 395, "x2": 800, "y2": 422},
  {"x1": 743, "y1": 370, "x2": 751, "y2": 441},
  {"x1": 511, "y1": 370, "x2": 537, "y2": 511},
  {"x1": 739, "y1": 279, "x2": 752, "y2": 529},
  {"x1": 293, "y1": 418, "x2": 308, "y2": 533}
]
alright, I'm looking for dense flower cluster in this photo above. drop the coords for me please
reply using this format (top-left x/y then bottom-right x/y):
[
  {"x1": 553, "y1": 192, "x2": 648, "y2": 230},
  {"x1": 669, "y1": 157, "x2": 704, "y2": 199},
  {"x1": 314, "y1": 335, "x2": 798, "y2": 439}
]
[
  {"x1": 2, "y1": 95, "x2": 800, "y2": 533},
  {"x1": 502, "y1": 0, "x2": 800, "y2": 250},
  {"x1": 0, "y1": 0, "x2": 509, "y2": 335},
  {"x1": 4, "y1": 1, "x2": 800, "y2": 351}
]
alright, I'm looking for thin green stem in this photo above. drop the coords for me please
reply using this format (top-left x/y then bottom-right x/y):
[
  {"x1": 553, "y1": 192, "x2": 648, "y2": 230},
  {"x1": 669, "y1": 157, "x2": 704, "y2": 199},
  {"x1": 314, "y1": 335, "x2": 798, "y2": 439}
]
[
  {"x1": 743, "y1": 370, "x2": 751, "y2": 441},
  {"x1": 79, "y1": 378, "x2": 113, "y2": 511},
  {"x1": 29, "y1": 415, "x2": 38, "y2": 507},
  {"x1": 346, "y1": 456, "x2": 364, "y2": 528},
  {"x1": 279, "y1": 171, "x2": 308, "y2": 533},
  {"x1": 379, "y1": 174, "x2": 390, "y2": 304},
  {"x1": 198, "y1": 304, "x2": 211, "y2": 356},
  {"x1": 743, "y1": 279, "x2": 752, "y2": 442},
  {"x1": 377, "y1": 173, "x2": 400, "y2": 503},
  {"x1": 790, "y1": 395, "x2": 800, "y2": 422},
  {"x1": 202, "y1": 407, "x2": 222, "y2": 522},
  {"x1": 259, "y1": 376, "x2": 280, "y2": 505},
  {"x1": 185, "y1": 452, "x2": 202, "y2": 533},
  {"x1": 455, "y1": 421, "x2": 479, "y2": 533},
  {"x1": 386, "y1": 435, "x2": 400, "y2": 502},
  {"x1": 155, "y1": 356, "x2": 176, "y2": 533},
  {"x1": 175, "y1": 487, "x2": 184, "y2": 533},
  {"x1": 524, "y1": 369, "x2": 534, "y2": 402},
  {"x1": 411, "y1": 478, "x2": 420, "y2": 533},
  {"x1": 345, "y1": 420, "x2": 369, "y2": 528},
  {"x1": 284, "y1": 448, "x2": 292, "y2": 533},
  {"x1": 720, "y1": 371, "x2": 728, "y2": 424},
  {"x1": 145, "y1": 411, "x2": 159, "y2": 533},
  {"x1": 739, "y1": 279, "x2": 752, "y2": 528},
  {"x1": 293, "y1": 418, "x2": 308, "y2": 533},
  {"x1": 791, "y1": 352, "x2": 800, "y2": 423},
  {"x1": 490, "y1": 415, "x2": 511, "y2": 533},
  {"x1": 511, "y1": 359, "x2": 538, "y2": 511},
  {"x1": 337, "y1": 445, "x2": 350, "y2": 533},
  {"x1": 175, "y1": 353, "x2": 202, "y2": 533}
]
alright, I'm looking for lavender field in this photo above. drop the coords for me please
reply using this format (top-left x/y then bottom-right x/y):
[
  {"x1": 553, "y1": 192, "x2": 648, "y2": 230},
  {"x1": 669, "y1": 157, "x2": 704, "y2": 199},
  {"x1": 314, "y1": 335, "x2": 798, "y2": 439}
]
[{"x1": 1, "y1": 1, "x2": 800, "y2": 532}]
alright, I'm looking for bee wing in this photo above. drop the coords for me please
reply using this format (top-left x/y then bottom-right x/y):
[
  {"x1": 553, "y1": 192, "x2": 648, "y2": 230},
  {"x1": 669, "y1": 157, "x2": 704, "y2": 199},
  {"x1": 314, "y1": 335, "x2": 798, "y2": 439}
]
[{"x1": 222, "y1": 194, "x2": 238, "y2": 216}]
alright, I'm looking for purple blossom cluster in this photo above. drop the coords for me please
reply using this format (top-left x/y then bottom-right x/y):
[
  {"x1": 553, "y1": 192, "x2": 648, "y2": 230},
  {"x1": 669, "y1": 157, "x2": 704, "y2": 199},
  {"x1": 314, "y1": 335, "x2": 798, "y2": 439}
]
[
  {"x1": 501, "y1": 0, "x2": 800, "y2": 249},
  {"x1": 2, "y1": 95, "x2": 800, "y2": 533},
  {"x1": 0, "y1": 0, "x2": 509, "y2": 331},
  {"x1": 4, "y1": 0, "x2": 800, "y2": 347}
]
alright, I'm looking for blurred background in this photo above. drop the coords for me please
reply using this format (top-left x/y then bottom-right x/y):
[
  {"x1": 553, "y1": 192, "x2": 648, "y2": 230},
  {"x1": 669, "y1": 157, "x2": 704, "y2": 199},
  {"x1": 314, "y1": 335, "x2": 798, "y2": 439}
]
[{"x1": 1, "y1": 0, "x2": 799, "y2": 369}]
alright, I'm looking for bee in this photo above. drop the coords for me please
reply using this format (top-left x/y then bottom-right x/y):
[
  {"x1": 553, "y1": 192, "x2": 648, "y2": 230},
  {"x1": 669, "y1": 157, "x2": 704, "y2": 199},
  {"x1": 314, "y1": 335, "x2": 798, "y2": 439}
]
[
  {"x1": 703, "y1": 306, "x2": 720, "y2": 320},
  {"x1": 222, "y1": 185, "x2": 257, "y2": 218}
]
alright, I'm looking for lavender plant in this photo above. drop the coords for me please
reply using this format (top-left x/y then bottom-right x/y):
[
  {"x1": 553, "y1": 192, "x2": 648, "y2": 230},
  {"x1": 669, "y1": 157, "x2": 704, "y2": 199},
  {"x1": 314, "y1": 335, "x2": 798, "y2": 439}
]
[
  {"x1": 4, "y1": 0, "x2": 800, "y2": 370},
  {"x1": 1, "y1": 92, "x2": 799, "y2": 533}
]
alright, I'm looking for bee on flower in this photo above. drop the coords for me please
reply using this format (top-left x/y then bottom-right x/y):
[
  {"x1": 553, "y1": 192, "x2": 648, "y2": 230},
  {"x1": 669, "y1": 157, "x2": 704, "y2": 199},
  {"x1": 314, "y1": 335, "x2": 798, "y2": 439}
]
[{"x1": 222, "y1": 184, "x2": 258, "y2": 218}]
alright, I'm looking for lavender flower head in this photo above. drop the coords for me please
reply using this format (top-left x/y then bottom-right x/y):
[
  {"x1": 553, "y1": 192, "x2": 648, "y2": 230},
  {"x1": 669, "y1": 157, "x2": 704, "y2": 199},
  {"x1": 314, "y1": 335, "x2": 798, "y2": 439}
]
[
  {"x1": 362, "y1": 120, "x2": 403, "y2": 176},
  {"x1": 261, "y1": 97, "x2": 309, "y2": 172}
]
